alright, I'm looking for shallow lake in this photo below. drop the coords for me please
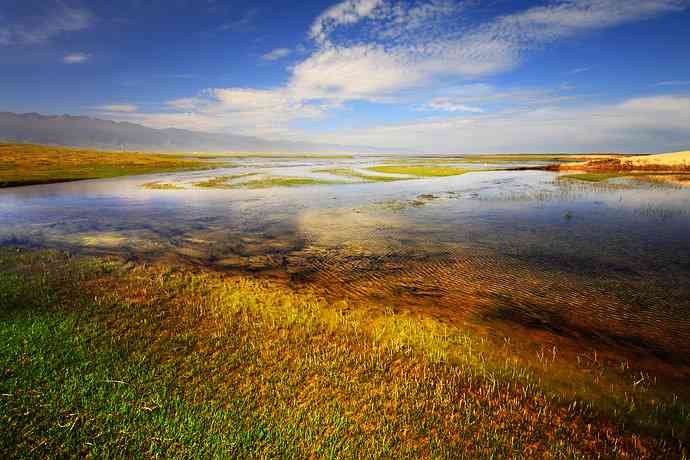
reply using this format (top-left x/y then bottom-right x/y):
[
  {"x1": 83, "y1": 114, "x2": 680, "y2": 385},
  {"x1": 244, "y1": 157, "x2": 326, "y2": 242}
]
[{"x1": 2, "y1": 156, "x2": 690, "y2": 375}]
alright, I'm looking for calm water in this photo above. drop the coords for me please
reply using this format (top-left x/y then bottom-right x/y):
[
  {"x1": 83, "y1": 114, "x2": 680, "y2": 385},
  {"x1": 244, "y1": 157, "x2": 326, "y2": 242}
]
[{"x1": 2, "y1": 157, "x2": 690, "y2": 371}]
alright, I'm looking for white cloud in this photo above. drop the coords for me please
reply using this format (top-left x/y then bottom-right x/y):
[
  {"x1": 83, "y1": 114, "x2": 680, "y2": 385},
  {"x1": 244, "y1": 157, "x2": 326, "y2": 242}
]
[
  {"x1": 117, "y1": 88, "x2": 329, "y2": 138},
  {"x1": 63, "y1": 52, "x2": 90, "y2": 64},
  {"x1": 115, "y1": 0, "x2": 688, "y2": 145},
  {"x1": 656, "y1": 80, "x2": 690, "y2": 86},
  {"x1": 288, "y1": 44, "x2": 425, "y2": 101},
  {"x1": 422, "y1": 98, "x2": 484, "y2": 113},
  {"x1": 98, "y1": 104, "x2": 138, "y2": 113},
  {"x1": 0, "y1": 2, "x2": 92, "y2": 46},
  {"x1": 261, "y1": 47, "x2": 292, "y2": 61},
  {"x1": 313, "y1": 95, "x2": 690, "y2": 153},
  {"x1": 310, "y1": 0, "x2": 385, "y2": 44}
]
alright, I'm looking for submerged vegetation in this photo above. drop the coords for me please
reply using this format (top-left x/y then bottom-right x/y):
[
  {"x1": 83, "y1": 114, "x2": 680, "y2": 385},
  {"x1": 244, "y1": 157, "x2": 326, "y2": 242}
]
[
  {"x1": 367, "y1": 165, "x2": 470, "y2": 177},
  {"x1": 0, "y1": 249, "x2": 688, "y2": 458},
  {"x1": 0, "y1": 143, "x2": 217, "y2": 188}
]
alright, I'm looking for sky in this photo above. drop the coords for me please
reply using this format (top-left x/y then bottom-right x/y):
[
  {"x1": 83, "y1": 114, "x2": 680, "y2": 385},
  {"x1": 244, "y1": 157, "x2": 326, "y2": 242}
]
[{"x1": 1, "y1": 0, "x2": 690, "y2": 153}]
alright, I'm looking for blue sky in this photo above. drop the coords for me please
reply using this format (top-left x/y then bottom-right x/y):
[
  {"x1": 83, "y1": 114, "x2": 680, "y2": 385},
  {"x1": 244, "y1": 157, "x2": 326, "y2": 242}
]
[{"x1": 1, "y1": 0, "x2": 690, "y2": 153}]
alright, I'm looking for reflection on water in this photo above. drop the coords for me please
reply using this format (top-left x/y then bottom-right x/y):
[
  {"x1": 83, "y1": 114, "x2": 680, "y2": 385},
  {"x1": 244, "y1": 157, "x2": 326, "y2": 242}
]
[{"x1": 2, "y1": 157, "x2": 690, "y2": 373}]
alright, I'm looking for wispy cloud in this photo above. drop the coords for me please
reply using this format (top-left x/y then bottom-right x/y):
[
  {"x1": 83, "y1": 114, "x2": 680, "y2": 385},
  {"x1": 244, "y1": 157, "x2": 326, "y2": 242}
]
[
  {"x1": 570, "y1": 67, "x2": 591, "y2": 74},
  {"x1": 261, "y1": 48, "x2": 292, "y2": 61},
  {"x1": 656, "y1": 80, "x2": 690, "y2": 86},
  {"x1": 0, "y1": 1, "x2": 92, "y2": 46},
  {"x1": 63, "y1": 52, "x2": 90, "y2": 64},
  {"x1": 98, "y1": 104, "x2": 138, "y2": 113},
  {"x1": 218, "y1": 8, "x2": 259, "y2": 32},
  {"x1": 314, "y1": 95, "x2": 690, "y2": 153},
  {"x1": 119, "y1": 0, "x2": 688, "y2": 141}
]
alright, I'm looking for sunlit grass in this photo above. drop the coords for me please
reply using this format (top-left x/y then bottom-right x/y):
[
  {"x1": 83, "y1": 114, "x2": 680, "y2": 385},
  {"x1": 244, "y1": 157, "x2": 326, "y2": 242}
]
[
  {"x1": 0, "y1": 143, "x2": 218, "y2": 188},
  {"x1": 313, "y1": 167, "x2": 407, "y2": 182},
  {"x1": 229, "y1": 176, "x2": 347, "y2": 188},
  {"x1": 141, "y1": 181, "x2": 186, "y2": 190},
  {"x1": 560, "y1": 172, "x2": 627, "y2": 182},
  {"x1": 0, "y1": 249, "x2": 687, "y2": 458},
  {"x1": 193, "y1": 172, "x2": 258, "y2": 188},
  {"x1": 367, "y1": 165, "x2": 470, "y2": 177}
]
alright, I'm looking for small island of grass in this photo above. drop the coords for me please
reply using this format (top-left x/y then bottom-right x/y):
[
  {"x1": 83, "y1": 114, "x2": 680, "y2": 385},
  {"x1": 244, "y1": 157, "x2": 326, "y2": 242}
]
[{"x1": 367, "y1": 165, "x2": 470, "y2": 177}]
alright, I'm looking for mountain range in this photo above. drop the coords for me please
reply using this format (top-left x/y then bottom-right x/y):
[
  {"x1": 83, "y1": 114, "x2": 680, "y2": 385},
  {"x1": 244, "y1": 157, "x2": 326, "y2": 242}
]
[{"x1": 0, "y1": 112, "x2": 381, "y2": 154}]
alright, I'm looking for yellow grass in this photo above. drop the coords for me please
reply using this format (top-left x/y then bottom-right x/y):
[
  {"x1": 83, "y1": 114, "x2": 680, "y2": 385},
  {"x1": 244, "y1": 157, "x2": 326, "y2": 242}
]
[{"x1": 0, "y1": 143, "x2": 217, "y2": 188}]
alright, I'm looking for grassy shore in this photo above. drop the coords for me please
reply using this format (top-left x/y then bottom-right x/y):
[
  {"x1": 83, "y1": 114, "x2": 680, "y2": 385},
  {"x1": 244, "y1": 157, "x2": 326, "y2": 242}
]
[
  {"x1": 0, "y1": 248, "x2": 687, "y2": 458},
  {"x1": 0, "y1": 144, "x2": 218, "y2": 188}
]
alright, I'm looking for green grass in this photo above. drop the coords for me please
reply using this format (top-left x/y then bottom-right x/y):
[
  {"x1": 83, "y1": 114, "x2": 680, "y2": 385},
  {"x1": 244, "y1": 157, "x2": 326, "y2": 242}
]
[
  {"x1": 141, "y1": 182, "x2": 186, "y2": 190},
  {"x1": 367, "y1": 165, "x2": 470, "y2": 177},
  {"x1": 194, "y1": 175, "x2": 344, "y2": 189},
  {"x1": 313, "y1": 167, "x2": 408, "y2": 182},
  {"x1": 229, "y1": 176, "x2": 347, "y2": 189},
  {"x1": 0, "y1": 249, "x2": 688, "y2": 458},
  {"x1": 0, "y1": 143, "x2": 220, "y2": 188},
  {"x1": 193, "y1": 173, "x2": 258, "y2": 188}
]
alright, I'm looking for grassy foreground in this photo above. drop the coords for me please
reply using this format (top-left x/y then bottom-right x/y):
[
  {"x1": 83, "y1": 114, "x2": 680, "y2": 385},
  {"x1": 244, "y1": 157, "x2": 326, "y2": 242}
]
[
  {"x1": 0, "y1": 249, "x2": 688, "y2": 458},
  {"x1": 0, "y1": 144, "x2": 217, "y2": 188}
]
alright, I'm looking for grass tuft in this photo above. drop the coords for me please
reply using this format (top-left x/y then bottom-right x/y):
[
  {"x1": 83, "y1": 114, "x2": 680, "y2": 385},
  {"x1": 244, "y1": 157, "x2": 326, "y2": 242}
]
[{"x1": 0, "y1": 249, "x2": 687, "y2": 458}]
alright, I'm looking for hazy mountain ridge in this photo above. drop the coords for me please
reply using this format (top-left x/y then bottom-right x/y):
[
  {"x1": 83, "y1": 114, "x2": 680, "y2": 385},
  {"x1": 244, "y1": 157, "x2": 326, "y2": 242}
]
[{"x1": 0, "y1": 112, "x2": 381, "y2": 154}]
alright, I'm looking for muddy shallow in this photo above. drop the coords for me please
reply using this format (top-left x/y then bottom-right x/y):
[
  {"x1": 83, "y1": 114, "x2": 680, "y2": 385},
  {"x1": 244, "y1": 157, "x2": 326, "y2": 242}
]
[{"x1": 2, "y1": 156, "x2": 690, "y2": 375}]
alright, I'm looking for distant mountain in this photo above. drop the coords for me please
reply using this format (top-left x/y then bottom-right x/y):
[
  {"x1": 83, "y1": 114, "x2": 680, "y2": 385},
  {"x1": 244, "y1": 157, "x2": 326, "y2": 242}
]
[{"x1": 0, "y1": 112, "x2": 380, "y2": 154}]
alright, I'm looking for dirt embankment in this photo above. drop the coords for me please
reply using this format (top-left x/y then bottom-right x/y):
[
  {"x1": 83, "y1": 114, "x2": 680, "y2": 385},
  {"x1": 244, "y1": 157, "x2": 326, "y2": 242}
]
[{"x1": 549, "y1": 150, "x2": 690, "y2": 172}]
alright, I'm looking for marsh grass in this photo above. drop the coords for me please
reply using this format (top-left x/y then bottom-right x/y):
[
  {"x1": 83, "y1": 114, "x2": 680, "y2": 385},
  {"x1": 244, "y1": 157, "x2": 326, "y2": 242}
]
[
  {"x1": 0, "y1": 249, "x2": 688, "y2": 458},
  {"x1": 0, "y1": 143, "x2": 218, "y2": 188},
  {"x1": 313, "y1": 167, "x2": 407, "y2": 182},
  {"x1": 193, "y1": 172, "x2": 259, "y2": 188},
  {"x1": 229, "y1": 176, "x2": 348, "y2": 189},
  {"x1": 141, "y1": 182, "x2": 186, "y2": 190},
  {"x1": 560, "y1": 172, "x2": 631, "y2": 182},
  {"x1": 367, "y1": 165, "x2": 470, "y2": 177}
]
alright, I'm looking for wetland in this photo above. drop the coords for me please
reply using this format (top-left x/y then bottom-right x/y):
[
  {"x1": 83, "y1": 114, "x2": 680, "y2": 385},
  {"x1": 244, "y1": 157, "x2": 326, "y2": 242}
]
[{"x1": 2, "y1": 146, "x2": 690, "y2": 457}]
